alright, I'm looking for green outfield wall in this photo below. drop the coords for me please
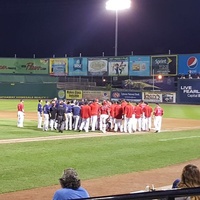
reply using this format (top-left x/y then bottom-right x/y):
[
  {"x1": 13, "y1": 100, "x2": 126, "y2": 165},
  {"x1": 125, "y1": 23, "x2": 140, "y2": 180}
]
[{"x1": 0, "y1": 83, "x2": 57, "y2": 99}]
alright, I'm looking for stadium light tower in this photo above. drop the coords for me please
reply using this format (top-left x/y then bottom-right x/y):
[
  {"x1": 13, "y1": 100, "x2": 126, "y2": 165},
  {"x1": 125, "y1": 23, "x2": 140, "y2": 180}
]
[{"x1": 106, "y1": 0, "x2": 131, "y2": 57}]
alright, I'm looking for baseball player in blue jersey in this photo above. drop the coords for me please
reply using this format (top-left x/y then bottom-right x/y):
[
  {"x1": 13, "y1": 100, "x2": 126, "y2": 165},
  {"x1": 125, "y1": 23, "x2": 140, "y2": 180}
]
[
  {"x1": 37, "y1": 99, "x2": 43, "y2": 129},
  {"x1": 72, "y1": 102, "x2": 81, "y2": 131},
  {"x1": 49, "y1": 100, "x2": 57, "y2": 131},
  {"x1": 43, "y1": 100, "x2": 50, "y2": 131},
  {"x1": 65, "y1": 101, "x2": 73, "y2": 131}
]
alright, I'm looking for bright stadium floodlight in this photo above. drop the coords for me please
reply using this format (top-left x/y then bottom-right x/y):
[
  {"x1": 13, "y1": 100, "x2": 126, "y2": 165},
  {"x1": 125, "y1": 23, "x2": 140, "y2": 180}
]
[{"x1": 106, "y1": 0, "x2": 131, "y2": 57}]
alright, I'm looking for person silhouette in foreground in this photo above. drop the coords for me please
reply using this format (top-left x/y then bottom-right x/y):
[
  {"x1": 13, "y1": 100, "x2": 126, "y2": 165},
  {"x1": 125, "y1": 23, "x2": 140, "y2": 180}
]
[
  {"x1": 52, "y1": 168, "x2": 90, "y2": 200},
  {"x1": 173, "y1": 164, "x2": 200, "y2": 200}
]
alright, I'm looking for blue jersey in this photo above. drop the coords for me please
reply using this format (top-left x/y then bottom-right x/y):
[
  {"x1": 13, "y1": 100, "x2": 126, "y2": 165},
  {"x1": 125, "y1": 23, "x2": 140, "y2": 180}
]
[
  {"x1": 43, "y1": 104, "x2": 50, "y2": 114},
  {"x1": 72, "y1": 105, "x2": 81, "y2": 116},
  {"x1": 52, "y1": 187, "x2": 89, "y2": 200},
  {"x1": 65, "y1": 104, "x2": 72, "y2": 113},
  {"x1": 37, "y1": 103, "x2": 43, "y2": 114}
]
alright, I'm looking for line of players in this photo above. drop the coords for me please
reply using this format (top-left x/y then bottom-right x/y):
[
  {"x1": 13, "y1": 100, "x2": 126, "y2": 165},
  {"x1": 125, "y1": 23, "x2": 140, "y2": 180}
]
[{"x1": 37, "y1": 98, "x2": 164, "y2": 133}]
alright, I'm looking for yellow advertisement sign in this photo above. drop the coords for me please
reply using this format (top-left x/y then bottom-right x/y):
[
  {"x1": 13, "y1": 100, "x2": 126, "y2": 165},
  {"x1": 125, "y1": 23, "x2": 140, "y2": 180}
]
[
  {"x1": 66, "y1": 90, "x2": 82, "y2": 100},
  {"x1": 49, "y1": 58, "x2": 68, "y2": 76}
]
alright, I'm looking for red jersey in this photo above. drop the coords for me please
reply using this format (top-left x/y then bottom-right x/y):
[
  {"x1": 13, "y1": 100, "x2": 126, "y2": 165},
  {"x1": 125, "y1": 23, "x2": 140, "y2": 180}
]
[
  {"x1": 114, "y1": 104, "x2": 123, "y2": 119},
  {"x1": 143, "y1": 105, "x2": 153, "y2": 118},
  {"x1": 121, "y1": 100, "x2": 127, "y2": 115},
  {"x1": 154, "y1": 105, "x2": 164, "y2": 116},
  {"x1": 80, "y1": 105, "x2": 91, "y2": 119},
  {"x1": 17, "y1": 103, "x2": 24, "y2": 112},
  {"x1": 124, "y1": 104, "x2": 134, "y2": 118},
  {"x1": 134, "y1": 105, "x2": 143, "y2": 118},
  {"x1": 110, "y1": 103, "x2": 117, "y2": 117},
  {"x1": 90, "y1": 102, "x2": 100, "y2": 116},
  {"x1": 99, "y1": 104, "x2": 110, "y2": 115},
  {"x1": 139, "y1": 102, "x2": 146, "y2": 112}
]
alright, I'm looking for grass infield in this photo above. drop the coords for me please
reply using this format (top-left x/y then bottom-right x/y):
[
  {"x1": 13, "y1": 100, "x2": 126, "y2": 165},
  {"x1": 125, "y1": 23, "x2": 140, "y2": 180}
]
[{"x1": 0, "y1": 100, "x2": 200, "y2": 193}]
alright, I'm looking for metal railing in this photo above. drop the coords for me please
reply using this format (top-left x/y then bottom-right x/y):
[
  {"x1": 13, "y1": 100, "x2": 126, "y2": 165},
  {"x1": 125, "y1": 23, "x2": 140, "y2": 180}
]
[{"x1": 84, "y1": 187, "x2": 200, "y2": 200}]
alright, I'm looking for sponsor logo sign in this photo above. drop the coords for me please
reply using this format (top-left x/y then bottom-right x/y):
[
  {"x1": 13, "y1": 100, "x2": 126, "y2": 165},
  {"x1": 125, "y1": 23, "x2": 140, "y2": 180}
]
[
  {"x1": 178, "y1": 54, "x2": 200, "y2": 75},
  {"x1": 111, "y1": 91, "x2": 142, "y2": 101},
  {"x1": 178, "y1": 79, "x2": 200, "y2": 103},
  {"x1": 151, "y1": 55, "x2": 177, "y2": 75}
]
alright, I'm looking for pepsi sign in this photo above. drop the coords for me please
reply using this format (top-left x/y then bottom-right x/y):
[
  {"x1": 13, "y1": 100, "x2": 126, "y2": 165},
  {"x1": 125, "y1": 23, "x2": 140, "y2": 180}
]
[
  {"x1": 187, "y1": 56, "x2": 198, "y2": 70},
  {"x1": 178, "y1": 54, "x2": 200, "y2": 75}
]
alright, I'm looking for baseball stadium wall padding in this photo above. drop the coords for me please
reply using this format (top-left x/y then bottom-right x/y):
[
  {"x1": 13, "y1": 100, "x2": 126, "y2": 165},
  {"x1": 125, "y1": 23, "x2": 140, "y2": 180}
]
[{"x1": 0, "y1": 83, "x2": 57, "y2": 99}]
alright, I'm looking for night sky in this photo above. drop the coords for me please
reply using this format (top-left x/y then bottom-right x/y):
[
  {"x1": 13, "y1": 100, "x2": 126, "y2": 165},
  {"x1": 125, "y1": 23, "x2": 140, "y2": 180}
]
[{"x1": 1, "y1": 0, "x2": 200, "y2": 58}]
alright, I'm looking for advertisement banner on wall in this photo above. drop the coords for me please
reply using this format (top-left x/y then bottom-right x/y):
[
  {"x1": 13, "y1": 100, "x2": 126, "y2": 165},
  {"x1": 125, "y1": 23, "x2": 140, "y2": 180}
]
[
  {"x1": 108, "y1": 57, "x2": 128, "y2": 76},
  {"x1": 0, "y1": 58, "x2": 48, "y2": 74},
  {"x1": 143, "y1": 92, "x2": 176, "y2": 103},
  {"x1": 83, "y1": 90, "x2": 110, "y2": 101},
  {"x1": 68, "y1": 57, "x2": 88, "y2": 76},
  {"x1": 151, "y1": 55, "x2": 177, "y2": 75},
  {"x1": 111, "y1": 91, "x2": 142, "y2": 101},
  {"x1": 66, "y1": 90, "x2": 83, "y2": 100},
  {"x1": 88, "y1": 58, "x2": 108, "y2": 76},
  {"x1": 178, "y1": 54, "x2": 200, "y2": 75},
  {"x1": 177, "y1": 79, "x2": 200, "y2": 104},
  {"x1": 129, "y1": 56, "x2": 150, "y2": 76},
  {"x1": 49, "y1": 58, "x2": 68, "y2": 76}
]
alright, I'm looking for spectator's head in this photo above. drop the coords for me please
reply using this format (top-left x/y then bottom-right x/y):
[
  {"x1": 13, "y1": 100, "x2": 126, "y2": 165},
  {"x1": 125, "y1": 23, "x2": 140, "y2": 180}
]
[
  {"x1": 59, "y1": 168, "x2": 81, "y2": 189},
  {"x1": 178, "y1": 164, "x2": 200, "y2": 188}
]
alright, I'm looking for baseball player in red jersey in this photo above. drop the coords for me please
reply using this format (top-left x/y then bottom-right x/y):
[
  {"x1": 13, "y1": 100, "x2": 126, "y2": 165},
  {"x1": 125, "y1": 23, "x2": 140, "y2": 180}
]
[
  {"x1": 124, "y1": 101, "x2": 134, "y2": 133},
  {"x1": 17, "y1": 99, "x2": 24, "y2": 127},
  {"x1": 134, "y1": 102, "x2": 143, "y2": 132},
  {"x1": 79, "y1": 101, "x2": 91, "y2": 133},
  {"x1": 153, "y1": 103, "x2": 164, "y2": 133},
  {"x1": 139, "y1": 99, "x2": 147, "y2": 131},
  {"x1": 114, "y1": 101, "x2": 123, "y2": 132},
  {"x1": 90, "y1": 99, "x2": 100, "y2": 131},
  {"x1": 121, "y1": 99, "x2": 127, "y2": 131},
  {"x1": 99, "y1": 100, "x2": 110, "y2": 133},
  {"x1": 143, "y1": 102, "x2": 153, "y2": 131},
  {"x1": 109, "y1": 101, "x2": 117, "y2": 131}
]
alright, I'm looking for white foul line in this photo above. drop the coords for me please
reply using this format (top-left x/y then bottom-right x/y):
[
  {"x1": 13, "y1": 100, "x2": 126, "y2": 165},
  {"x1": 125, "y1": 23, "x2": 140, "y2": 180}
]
[{"x1": 160, "y1": 135, "x2": 200, "y2": 142}]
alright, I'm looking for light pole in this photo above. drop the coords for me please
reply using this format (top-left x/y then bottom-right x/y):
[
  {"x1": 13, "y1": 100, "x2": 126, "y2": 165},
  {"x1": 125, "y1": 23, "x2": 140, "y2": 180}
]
[{"x1": 106, "y1": 0, "x2": 131, "y2": 57}]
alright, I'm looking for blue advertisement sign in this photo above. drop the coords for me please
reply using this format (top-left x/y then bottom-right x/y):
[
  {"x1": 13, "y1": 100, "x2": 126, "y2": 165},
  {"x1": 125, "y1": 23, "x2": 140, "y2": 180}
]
[
  {"x1": 129, "y1": 56, "x2": 150, "y2": 76},
  {"x1": 68, "y1": 57, "x2": 88, "y2": 76},
  {"x1": 178, "y1": 54, "x2": 200, "y2": 75},
  {"x1": 177, "y1": 79, "x2": 200, "y2": 104},
  {"x1": 111, "y1": 91, "x2": 142, "y2": 101}
]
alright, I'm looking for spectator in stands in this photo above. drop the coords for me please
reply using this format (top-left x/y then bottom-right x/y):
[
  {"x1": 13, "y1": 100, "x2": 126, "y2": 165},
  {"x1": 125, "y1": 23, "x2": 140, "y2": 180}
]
[
  {"x1": 175, "y1": 164, "x2": 200, "y2": 200},
  {"x1": 52, "y1": 168, "x2": 90, "y2": 200}
]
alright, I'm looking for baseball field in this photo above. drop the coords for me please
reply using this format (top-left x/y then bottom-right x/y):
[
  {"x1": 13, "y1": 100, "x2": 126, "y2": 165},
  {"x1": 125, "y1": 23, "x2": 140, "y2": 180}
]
[{"x1": 0, "y1": 99, "x2": 200, "y2": 200}]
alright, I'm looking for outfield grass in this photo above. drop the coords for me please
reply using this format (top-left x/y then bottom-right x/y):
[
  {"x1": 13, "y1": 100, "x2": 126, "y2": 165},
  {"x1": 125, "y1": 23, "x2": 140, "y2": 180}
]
[
  {"x1": 1, "y1": 99, "x2": 200, "y2": 119},
  {"x1": 0, "y1": 100, "x2": 200, "y2": 194},
  {"x1": 0, "y1": 130, "x2": 200, "y2": 193}
]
